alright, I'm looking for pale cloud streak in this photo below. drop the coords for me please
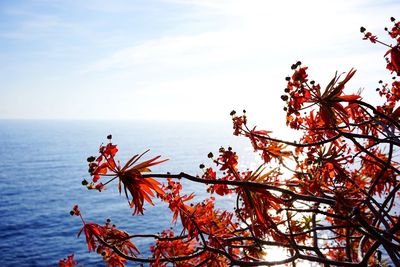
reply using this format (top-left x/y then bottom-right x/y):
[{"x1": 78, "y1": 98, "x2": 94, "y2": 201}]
[
  {"x1": 85, "y1": 0, "x2": 392, "y2": 74},
  {"x1": 84, "y1": 32, "x2": 236, "y2": 72},
  {"x1": 0, "y1": 11, "x2": 73, "y2": 40}
]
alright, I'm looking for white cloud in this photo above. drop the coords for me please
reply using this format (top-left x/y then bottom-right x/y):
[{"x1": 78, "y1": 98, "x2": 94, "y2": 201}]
[
  {"x1": 2, "y1": 0, "x2": 399, "y2": 120},
  {"x1": 76, "y1": 0, "x2": 400, "y2": 122},
  {"x1": 85, "y1": 0, "x2": 399, "y2": 74},
  {"x1": 0, "y1": 13, "x2": 73, "y2": 40},
  {"x1": 84, "y1": 31, "x2": 235, "y2": 72}
]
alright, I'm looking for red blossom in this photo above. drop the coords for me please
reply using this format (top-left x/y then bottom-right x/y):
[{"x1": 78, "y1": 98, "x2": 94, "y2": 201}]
[
  {"x1": 292, "y1": 66, "x2": 308, "y2": 84},
  {"x1": 363, "y1": 32, "x2": 378, "y2": 43},
  {"x1": 70, "y1": 205, "x2": 80, "y2": 216},
  {"x1": 217, "y1": 147, "x2": 238, "y2": 173},
  {"x1": 59, "y1": 254, "x2": 78, "y2": 267}
]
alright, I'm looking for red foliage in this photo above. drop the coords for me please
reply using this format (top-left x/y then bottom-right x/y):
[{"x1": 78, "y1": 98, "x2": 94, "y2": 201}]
[
  {"x1": 86, "y1": 145, "x2": 167, "y2": 215},
  {"x1": 62, "y1": 17, "x2": 400, "y2": 267},
  {"x1": 59, "y1": 255, "x2": 78, "y2": 267}
]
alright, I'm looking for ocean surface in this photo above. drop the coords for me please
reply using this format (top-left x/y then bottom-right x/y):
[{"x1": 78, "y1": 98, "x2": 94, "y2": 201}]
[{"x1": 0, "y1": 120, "x2": 256, "y2": 266}]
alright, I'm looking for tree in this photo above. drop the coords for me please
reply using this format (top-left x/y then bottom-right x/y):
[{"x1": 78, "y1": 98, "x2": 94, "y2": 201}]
[{"x1": 62, "y1": 17, "x2": 400, "y2": 267}]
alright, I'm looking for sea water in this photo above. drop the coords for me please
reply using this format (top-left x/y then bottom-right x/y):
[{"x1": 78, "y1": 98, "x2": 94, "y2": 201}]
[{"x1": 0, "y1": 120, "x2": 255, "y2": 266}]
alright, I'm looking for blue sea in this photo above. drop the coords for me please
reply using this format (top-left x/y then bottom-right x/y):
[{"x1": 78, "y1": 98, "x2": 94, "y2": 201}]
[{"x1": 0, "y1": 120, "x2": 255, "y2": 266}]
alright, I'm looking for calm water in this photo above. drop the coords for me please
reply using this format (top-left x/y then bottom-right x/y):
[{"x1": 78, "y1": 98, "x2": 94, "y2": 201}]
[{"x1": 0, "y1": 120, "x2": 254, "y2": 266}]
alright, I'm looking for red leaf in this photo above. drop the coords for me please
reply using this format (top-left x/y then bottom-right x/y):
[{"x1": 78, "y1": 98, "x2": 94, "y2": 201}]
[
  {"x1": 77, "y1": 223, "x2": 105, "y2": 252},
  {"x1": 386, "y1": 46, "x2": 400, "y2": 74}
]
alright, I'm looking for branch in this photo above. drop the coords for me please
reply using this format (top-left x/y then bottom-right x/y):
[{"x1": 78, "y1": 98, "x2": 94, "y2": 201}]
[{"x1": 143, "y1": 172, "x2": 336, "y2": 205}]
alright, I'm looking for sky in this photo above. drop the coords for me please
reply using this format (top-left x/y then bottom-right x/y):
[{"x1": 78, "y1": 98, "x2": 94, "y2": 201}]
[{"x1": 0, "y1": 0, "x2": 399, "y2": 127}]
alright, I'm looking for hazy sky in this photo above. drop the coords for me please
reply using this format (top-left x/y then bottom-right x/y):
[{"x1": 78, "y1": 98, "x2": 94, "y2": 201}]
[{"x1": 1, "y1": 0, "x2": 399, "y2": 126}]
